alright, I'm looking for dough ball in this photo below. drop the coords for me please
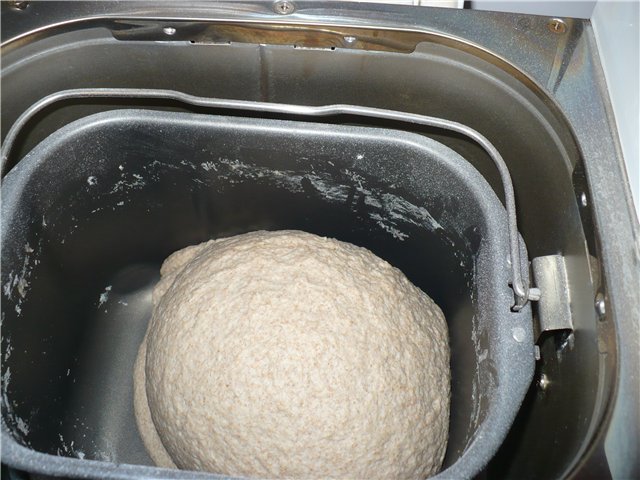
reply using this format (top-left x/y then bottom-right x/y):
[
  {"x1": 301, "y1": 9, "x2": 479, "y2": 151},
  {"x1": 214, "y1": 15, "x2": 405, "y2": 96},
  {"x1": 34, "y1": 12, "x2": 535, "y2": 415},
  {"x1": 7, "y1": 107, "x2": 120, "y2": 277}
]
[{"x1": 134, "y1": 230, "x2": 450, "y2": 479}]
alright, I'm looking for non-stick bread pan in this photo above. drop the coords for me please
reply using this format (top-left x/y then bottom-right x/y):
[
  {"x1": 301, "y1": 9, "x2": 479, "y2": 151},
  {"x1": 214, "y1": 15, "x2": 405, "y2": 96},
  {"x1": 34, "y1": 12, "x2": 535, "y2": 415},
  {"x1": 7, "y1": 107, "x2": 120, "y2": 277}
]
[{"x1": 1, "y1": 109, "x2": 535, "y2": 479}]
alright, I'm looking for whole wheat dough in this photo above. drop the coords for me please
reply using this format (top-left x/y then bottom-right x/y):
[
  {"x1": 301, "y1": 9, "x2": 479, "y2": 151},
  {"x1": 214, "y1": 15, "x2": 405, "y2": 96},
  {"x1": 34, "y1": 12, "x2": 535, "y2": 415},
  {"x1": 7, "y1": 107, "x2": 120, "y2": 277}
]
[{"x1": 134, "y1": 230, "x2": 450, "y2": 479}]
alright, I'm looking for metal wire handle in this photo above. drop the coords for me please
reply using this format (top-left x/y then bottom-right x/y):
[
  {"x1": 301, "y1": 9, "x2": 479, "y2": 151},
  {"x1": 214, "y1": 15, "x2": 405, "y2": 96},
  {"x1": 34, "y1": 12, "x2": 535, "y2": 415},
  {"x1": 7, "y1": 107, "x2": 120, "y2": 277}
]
[{"x1": 0, "y1": 88, "x2": 540, "y2": 310}]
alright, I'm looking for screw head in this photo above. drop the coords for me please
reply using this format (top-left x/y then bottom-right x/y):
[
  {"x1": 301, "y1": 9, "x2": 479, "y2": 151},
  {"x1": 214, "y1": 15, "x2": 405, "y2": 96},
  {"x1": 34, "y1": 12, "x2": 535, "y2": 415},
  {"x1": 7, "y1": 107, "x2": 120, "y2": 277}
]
[
  {"x1": 273, "y1": 0, "x2": 295, "y2": 15},
  {"x1": 538, "y1": 373, "x2": 551, "y2": 390},
  {"x1": 548, "y1": 18, "x2": 567, "y2": 34},
  {"x1": 595, "y1": 293, "x2": 606, "y2": 319},
  {"x1": 8, "y1": 1, "x2": 29, "y2": 9},
  {"x1": 512, "y1": 327, "x2": 526, "y2": 343},
  {"x1": 580, "y1": 192, "x2": 588, "y2": 207},
  {"x1": 163, "y1": 26, "x2": 176, "y2": 36}
]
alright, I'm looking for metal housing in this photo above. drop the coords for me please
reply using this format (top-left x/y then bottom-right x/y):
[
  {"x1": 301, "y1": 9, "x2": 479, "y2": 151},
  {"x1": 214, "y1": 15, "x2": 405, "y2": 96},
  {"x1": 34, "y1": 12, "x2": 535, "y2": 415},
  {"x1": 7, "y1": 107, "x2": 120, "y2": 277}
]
[{"x1": 1, "y1": 2, "x2": 638, "y2": 478}]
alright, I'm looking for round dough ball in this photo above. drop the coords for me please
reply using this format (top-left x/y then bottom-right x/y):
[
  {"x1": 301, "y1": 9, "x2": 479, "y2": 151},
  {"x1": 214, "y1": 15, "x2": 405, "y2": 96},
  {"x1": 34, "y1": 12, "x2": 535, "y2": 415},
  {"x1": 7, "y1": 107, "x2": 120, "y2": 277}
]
[{"x1": 134, "y1": 230, "x2": 450, "y2": 479}]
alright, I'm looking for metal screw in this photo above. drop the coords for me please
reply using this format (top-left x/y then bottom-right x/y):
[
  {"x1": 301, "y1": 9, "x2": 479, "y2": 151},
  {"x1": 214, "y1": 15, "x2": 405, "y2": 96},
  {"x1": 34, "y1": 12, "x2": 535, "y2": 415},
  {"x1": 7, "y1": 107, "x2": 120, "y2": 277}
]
[
  {"x1": 580, "y1": 192, "x2": 588, "y2": 207},
  {"x1": 548, "y1": 18, "x2": 567, "y2": 34},
  {"x1": 538, "y1": 373, "x2": 550, "y2": 390},
  {"x1": 273, "y1": 0, "x2": 295, "y2": 15},
  {"x1": 8, "y1": 1, "x2": 29, "y2": 9},
  {"x1": 344, "y1": 35, "x2": 357, "y2": 45},
  {"x1": 512, "y1": 327, "x2": 526, "y2": 343},
  {"x1": 163, "y1": 26, "x2": 176, "y2": 36},
  {"x1": 595, "y1": 293, "x2": 606, "y2": 319}
]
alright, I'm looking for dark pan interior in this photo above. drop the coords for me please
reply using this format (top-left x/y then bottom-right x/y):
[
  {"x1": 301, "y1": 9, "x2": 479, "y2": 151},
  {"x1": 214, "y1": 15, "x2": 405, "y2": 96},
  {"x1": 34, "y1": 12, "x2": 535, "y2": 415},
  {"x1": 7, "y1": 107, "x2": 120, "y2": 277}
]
[{"x1": 1, "y1": 110, "x2": 523, "y2": 474}]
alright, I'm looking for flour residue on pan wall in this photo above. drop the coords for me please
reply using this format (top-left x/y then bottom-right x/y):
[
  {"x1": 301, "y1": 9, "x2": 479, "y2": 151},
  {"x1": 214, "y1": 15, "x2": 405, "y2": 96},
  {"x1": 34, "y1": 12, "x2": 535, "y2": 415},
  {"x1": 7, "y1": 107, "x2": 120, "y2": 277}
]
[
  {"x1": 95, "y1": 153, "x2": 445, "y2": 241},
  {"x1": 3, "y1": 242, "x2": 39, "y2": 315},
  {"x1": 86, "y1": 152, "x2": 446, "y2": 245},
  {"x1": 1, "y1": 366, "x2": 33, "y2": 446},
  {"x1": 56, "y1": 428, "x2": 114, "y2": 462},
  {"x1": 2, "y1": 241, "x2": 42, "y2": 446},
  {"x1": 98, "y1": 285, "x2": 112, "y2": 310},
  {"x1": 191, "y1": 156, "x2": 446, "y2": 242}
]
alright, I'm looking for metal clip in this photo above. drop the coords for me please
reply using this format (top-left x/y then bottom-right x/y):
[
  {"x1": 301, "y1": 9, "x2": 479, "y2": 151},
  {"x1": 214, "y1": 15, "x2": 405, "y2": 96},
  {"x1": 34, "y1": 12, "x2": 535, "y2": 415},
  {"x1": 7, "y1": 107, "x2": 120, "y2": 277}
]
[{"x1": 531, "y1": 255, "x2": 573, "y2": 341}]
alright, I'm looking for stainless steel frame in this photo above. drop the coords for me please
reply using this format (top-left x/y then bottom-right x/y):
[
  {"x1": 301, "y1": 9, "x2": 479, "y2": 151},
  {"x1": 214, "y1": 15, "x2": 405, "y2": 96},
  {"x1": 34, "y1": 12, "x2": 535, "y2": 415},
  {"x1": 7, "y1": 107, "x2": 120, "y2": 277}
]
[{"x1": 1, "y1": 2, "x2": 638, "y2": 479}]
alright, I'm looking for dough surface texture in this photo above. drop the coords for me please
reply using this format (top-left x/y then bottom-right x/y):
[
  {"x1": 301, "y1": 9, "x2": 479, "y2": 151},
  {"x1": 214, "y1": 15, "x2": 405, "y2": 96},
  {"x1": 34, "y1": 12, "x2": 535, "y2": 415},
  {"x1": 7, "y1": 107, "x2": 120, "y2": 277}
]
[{"x1": 134, "y1": 230, "x2": 450, "y2": 479}]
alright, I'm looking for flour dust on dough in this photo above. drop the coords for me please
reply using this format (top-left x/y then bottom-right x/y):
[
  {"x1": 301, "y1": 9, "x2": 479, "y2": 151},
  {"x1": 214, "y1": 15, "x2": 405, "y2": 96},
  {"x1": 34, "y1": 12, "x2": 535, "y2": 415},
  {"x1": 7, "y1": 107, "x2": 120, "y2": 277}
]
[{"x1": 134, "y1": 230, "x2": 450, "y2": 479}]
